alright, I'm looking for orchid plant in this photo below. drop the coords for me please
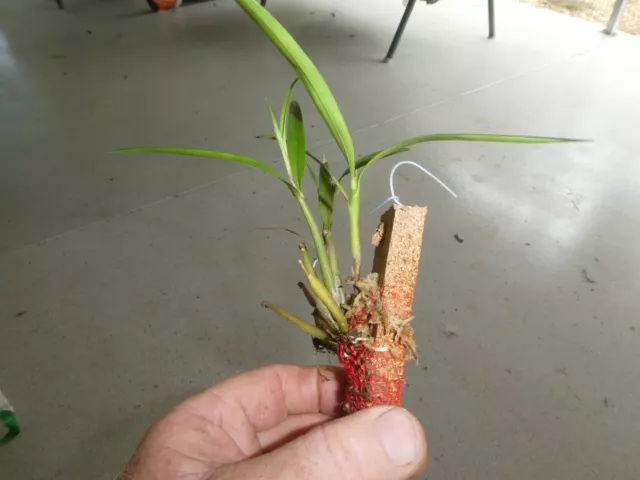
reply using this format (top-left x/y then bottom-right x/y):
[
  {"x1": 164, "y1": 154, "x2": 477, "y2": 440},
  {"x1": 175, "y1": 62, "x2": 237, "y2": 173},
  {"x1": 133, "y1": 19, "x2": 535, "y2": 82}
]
[{"x1": 117, "y1": 0, "x2": 580, "y2": 411}]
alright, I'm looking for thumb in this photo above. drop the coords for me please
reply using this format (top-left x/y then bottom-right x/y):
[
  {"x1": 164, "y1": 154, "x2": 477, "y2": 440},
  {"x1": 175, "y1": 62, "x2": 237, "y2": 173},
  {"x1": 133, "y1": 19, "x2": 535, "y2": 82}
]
[{"x1": 220, "y1": 406, "x2": 427, "y2": 480}]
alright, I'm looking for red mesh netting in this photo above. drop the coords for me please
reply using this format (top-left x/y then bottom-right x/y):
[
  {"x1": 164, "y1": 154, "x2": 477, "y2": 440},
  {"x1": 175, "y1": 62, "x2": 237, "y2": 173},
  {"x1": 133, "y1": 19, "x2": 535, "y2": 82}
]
[
  {"x1": 338, "y1": 289, "x2": 407, "y2": 413},
  {"x1": 338, "y1": 340, "x2": 406, "y2": 413}
]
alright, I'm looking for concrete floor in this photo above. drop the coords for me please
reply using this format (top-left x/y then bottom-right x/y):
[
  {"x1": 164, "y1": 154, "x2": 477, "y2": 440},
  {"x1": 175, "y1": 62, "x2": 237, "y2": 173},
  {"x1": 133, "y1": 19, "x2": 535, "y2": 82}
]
[{"x1": 1, "y1": 0, "x2": 640, "y2": 478}]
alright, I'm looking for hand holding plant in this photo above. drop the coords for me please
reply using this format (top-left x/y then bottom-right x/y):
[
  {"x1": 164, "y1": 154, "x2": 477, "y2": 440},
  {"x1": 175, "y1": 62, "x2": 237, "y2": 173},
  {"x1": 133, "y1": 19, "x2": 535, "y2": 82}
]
[{"x1": 121, "y1": 366, "x2": 428, "y2": 480}]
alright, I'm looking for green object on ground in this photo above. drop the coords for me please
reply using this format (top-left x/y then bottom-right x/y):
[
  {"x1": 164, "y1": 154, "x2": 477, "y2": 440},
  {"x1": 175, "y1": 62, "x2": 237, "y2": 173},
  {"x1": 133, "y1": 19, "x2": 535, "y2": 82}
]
[{"x1": 0, "y1": 390, "x2": 20, "y2": 445}]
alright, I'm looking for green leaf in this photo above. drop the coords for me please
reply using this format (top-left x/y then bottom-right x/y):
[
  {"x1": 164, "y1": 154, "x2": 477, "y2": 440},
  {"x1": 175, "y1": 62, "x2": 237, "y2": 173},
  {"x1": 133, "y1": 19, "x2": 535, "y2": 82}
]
[
  {"x1": 267, "y1": 102, "x2": 294, "y2": 183},
  {"x1": 280, "y1": 78, "x2": 299, "y2": 137},
  {"x1": 257, "y1": 135, "x2": 324, "y2": 167},
  {"x1": 339, "y1": 147, "x2": 412, "y2": 180},
  {"x1": 358, "y1": 134, "x2": 585, "y2": 179},
  {"x1": 114, "y1": 147, "x2": 281, "y2": 178},
  {"x1": 286, "y1": 101, "x2": 306, "y2": 187},
  {"x1": 236, "y1": 0, "x2": 355, "y2": 174},
  {"x1": 318, "y1": 160, "x2": 335, "y2": 230}
]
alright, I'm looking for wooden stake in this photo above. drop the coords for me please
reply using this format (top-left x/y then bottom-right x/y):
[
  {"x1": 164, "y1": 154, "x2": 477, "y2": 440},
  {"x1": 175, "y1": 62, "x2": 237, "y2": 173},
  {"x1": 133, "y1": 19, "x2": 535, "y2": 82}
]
[{"x1": 372, "y1": 205, "x2": 427, "y2": 321}]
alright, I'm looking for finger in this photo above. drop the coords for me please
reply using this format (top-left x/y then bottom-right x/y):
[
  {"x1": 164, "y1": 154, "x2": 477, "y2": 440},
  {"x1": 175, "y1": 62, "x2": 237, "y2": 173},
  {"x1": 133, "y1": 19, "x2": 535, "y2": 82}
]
[
  {"x1": 185, "y1": 364, "x2": 344, "y2": 428},
  {"x1": 257, "y1": 413, "x2": 331, "y2": 452},
  {"x1": 176, "y1": 365, "x2": 344, "y2": 462},
  {"x1": 217, "y1": 406, "x2": 427, "y2": 480}
]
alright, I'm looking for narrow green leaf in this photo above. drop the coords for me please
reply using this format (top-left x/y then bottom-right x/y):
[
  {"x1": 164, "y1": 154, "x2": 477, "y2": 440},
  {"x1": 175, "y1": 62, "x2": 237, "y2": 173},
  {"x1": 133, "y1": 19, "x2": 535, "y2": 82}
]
[
  {"x1": 280, "y1": 78, "x2": 299, "y2": 136},
  {"x1": 358, "y1": 134, "x2": 585, "y2": 179},
  {"x1": 339, "y1": 147, "x2": 412, "y2": 180},
  {"x1": 236, "y1": 0, "x2": 355, "y2": 174},
  {"x1": 286, "y1": 101, "x2": 306, "y2": 187},
  {"x1": 114, "y1": 147, "x2": 281, "y2": 178},
  {"x1": 267, "y1": 102, "x2": 293, "y2": 182},
  {"x1": 318, "y1": 160, "x2": 335, "y2": 230},
  {"x1": 257, "y1": 135, "x2": 324, "y2": 169}
]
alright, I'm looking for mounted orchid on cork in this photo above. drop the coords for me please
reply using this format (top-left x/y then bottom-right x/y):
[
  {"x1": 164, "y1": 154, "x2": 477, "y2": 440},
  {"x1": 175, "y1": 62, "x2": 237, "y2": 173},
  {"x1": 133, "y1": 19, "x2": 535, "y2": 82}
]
[{"x1": 116, "y1": 0, "x2": 580, "y2": 412}]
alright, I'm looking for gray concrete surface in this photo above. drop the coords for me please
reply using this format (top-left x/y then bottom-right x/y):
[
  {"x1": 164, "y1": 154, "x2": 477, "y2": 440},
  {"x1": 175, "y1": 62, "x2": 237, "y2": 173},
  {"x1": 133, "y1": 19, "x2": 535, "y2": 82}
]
[{"x1": 1, "y1": 0, "x2": 639, "y2": 478}]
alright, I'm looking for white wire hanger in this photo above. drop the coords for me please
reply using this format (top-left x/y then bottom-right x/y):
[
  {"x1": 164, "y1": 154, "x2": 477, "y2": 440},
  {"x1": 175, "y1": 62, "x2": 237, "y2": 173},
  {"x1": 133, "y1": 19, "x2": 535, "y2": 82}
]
[{"x1": 372, "y1": 160, "x2": 457, "y2": 212}]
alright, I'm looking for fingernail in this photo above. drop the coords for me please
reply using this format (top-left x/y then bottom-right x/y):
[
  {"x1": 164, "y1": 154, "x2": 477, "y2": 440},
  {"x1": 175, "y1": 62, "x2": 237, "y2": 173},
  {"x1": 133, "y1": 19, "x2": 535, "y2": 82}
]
[{"x1": 376, "y1": 407, "x2": 420, "y2": 466}]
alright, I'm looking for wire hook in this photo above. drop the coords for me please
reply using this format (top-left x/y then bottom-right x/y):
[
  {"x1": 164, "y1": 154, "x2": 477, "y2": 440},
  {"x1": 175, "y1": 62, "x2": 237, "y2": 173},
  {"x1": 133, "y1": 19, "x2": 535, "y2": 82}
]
[{"x1": 372, "y1": 161, "x2": 457, "y2": 211}]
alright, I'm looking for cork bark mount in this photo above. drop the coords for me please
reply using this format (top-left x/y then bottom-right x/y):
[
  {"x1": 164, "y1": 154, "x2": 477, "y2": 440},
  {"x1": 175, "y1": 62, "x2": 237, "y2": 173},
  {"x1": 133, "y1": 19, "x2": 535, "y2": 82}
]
[{"x1": 339, "y1": 205, "x2": 427, "y2": 413}]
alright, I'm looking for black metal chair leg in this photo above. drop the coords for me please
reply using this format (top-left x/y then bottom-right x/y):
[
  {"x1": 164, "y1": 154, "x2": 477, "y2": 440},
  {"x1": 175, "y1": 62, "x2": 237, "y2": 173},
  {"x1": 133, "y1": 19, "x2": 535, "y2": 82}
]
[
  {"x1": 488, "y1": 0, "x2": 495, "y2": 38},
  {"x1": 56, "y1": 0, "x2": 64, "y2": 9},
  {"x1": 384, "y1": 0, "x2": 417, "y2": 62}
]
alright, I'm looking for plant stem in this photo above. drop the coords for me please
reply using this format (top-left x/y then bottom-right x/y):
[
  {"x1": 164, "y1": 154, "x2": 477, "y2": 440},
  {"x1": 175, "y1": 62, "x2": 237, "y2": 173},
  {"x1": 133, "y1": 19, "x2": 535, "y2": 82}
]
[
  {"x1": 298, "y1": 243, "x2": 315, "y2": 276},
  {"x1": 348, "y1": 186, "x2": 361, "y2": 280},
  {"x1": 312, "y1": 308, "x2": 339, "y2": 335},
  {"x1": 298, "y1": 252, "x2": 331, "y2": 318},
  {"x1": 302, "y1": 264, "x2": 349, "y2": 332},
  {"x1": 262, "y1": 301, "x2": 329, "y2": 340},
  {"x1": 296, "y1": 193, "x2": 336, "y2": 293},
  {"x1": 323, "y1": 229, "x2": 345, "y2": 305}
]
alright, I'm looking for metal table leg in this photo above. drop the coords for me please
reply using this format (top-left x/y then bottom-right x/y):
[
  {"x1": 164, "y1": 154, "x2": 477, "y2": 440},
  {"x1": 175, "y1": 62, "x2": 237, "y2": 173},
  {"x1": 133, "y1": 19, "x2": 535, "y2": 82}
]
[
  {"x1": 603, "y1": 0, "x2": 628, "y2": 35},
  {"x1": 488, "y1": 0, "x2": 495, "y2": 38},
  {"x1": 384, "y1": 0, "x2": 418, "y2": 62}
]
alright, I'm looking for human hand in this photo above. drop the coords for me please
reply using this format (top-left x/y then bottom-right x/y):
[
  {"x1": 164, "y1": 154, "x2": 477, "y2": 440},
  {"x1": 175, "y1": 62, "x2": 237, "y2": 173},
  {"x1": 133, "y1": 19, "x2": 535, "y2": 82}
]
[{"x1": 121, "y1": 365, "x2": 427, "y2": 479}]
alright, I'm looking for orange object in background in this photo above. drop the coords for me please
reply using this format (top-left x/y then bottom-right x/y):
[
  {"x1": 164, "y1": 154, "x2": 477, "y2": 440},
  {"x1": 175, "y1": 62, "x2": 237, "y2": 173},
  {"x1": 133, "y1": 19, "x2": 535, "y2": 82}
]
[{"x1": 146, "y1": 0, "x2": 182, "y2": 11}]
